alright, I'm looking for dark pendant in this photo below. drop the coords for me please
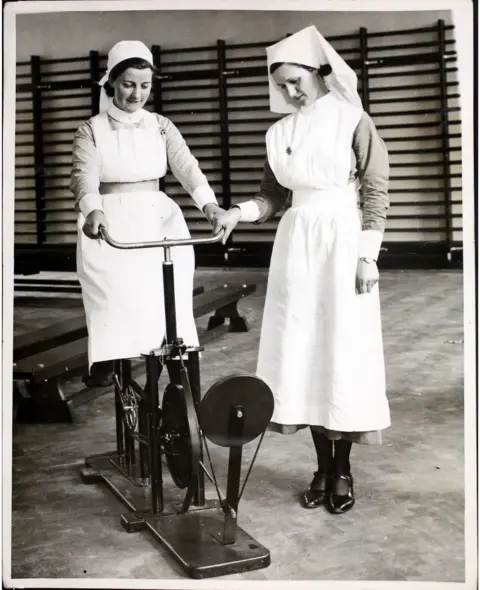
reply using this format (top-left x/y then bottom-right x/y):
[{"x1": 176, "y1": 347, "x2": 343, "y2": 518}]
[{"x1": 286, "y1": 147, "x2": 292, "y2": 155}]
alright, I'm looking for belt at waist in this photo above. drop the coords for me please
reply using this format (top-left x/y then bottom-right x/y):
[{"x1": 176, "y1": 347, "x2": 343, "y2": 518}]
[
  {"x1": 99, "y1": 179, "x2": 159, "y2": 195},
  {"x1": 291, "y1": 184, "x2": 358, "y2": 209}
]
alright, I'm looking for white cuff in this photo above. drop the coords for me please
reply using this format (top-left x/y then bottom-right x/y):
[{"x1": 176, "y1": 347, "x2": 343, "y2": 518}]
[
  {"x1": 79, "y1": 193, "x2": 104, "y2": 218},
  {"x1": 358, "y1": 229, "x2": 384, "y2": 260},
  {"x1": 235, "y1": 200, "x2": 262, "y2": 222},
  {"x1": 192, "y1": 185, "x2": 218, "y2": 211}
]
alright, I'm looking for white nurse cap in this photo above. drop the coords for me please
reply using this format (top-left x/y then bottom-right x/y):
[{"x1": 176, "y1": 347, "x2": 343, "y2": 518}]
[
  {"x1": 98, "y1": 40, "x2": 153, "y2": 112},
  {"x1": 266, "y1": 25, "x2": 363, "y2": 113}
]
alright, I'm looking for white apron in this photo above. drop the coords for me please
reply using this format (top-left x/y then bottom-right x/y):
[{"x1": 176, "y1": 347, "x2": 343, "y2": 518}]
[
  {"x1": 257, "y1": 93, "x2": 391, "y2": 433},
  {"x1": 76, "y1": 111, "x2": 198, "y2": 369}
]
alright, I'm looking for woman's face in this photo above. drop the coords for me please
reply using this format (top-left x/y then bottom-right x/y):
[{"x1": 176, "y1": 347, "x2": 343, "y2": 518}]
[
  {"x1": 111, "y1": 67, "x2": 152, "y2": 113},
  {"x1": 271, "y1": 63, "x2": 323, "y2": 109}
]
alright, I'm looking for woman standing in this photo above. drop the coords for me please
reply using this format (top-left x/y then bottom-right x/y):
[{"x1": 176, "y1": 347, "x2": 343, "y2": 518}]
[
  {"x1": 71, "y1": 40, "x2": 223, "y2": 387},
  {"x1": 215, "y1": 26, "x2": 391, "y2": 514}
]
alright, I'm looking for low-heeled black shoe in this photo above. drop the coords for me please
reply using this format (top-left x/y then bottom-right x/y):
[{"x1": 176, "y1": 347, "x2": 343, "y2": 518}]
[
  {"x1": 327, "y1": 473, "x2": 355, "y2": 514},
  {"x1": 303, "y1": 471, "x2": 329, "y2": 509}
]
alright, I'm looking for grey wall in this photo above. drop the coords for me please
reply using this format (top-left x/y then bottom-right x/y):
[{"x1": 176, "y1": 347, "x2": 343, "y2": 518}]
[{"x1": 16, "y1": 9, "x2": 453, "y2": 59}]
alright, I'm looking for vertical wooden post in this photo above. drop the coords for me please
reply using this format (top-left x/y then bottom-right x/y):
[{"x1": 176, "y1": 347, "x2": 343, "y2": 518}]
[
  {"x1": 30, "y1": 55, "x2": 46, "y2": 245},
  {"x1": 437, "y1": 19, "x2": 452, "y2": 259},
  {"x1": 151, "y1": 44, "x2": 165, "y2": 192},
  {"x1": 359, "y1": 27, "x2": 370, "y2": 113},
  {"x1": 217, "y1": 40, "x2": 231, "y2": 211},
  {"x1": 89, "y1": 50, "x2": 101, "y2": 116}
]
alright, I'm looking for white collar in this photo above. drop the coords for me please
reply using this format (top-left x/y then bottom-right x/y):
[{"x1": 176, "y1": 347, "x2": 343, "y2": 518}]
[
  {"x1": 298, "y1": 91, "x2": 333, "y2": 115},
  {"x1": 107, "y1": 100, "x2": 146, "y2": 124}
]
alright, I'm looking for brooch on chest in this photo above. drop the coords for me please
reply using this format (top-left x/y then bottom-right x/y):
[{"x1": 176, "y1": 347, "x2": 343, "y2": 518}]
[{"x1": 286, "y1": 147, "x2": 292, "y2": 155}]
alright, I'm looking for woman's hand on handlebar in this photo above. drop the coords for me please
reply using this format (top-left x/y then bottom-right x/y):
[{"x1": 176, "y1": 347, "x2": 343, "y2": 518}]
[
  {"x1": 214, "y1": 207, "x2": 241, "y2": 245},
  {"x1": 83, "y1": 210, "x2": 108, "y2": 239}
]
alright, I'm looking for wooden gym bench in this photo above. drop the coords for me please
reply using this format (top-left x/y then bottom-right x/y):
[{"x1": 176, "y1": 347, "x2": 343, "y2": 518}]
[
  {"x1": 14, "y1": 285, "x2": 204, "y2": 361},
  {"x1": 15, "y1": 277, "x2": 83, "y2": 295},
  {"x1": 13, "y1": 283, "x2": 256, "y2": 424}
]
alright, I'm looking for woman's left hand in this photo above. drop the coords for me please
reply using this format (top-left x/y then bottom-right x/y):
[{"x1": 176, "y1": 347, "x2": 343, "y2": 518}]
[{"x1": 355, "y1": 259, "x2": 379, "y2": 295}]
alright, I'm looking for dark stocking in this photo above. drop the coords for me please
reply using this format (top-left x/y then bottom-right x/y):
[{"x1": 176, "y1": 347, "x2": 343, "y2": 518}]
[
  {"x1": 331, "y1": 439, "x2": 353, "y2": 497},
  {"x1": 303, "y1": 429, "x2": 333, "y2": 506},
  {"x1": 310, "y1": 428, "x2": 333, "y2": 474},
  {"x1": 333, "y1": 439, "x2": 352, "y2": 475}
]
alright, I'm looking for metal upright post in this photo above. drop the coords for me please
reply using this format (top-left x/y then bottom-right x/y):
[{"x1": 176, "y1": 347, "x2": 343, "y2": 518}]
[
  {"x1": 187, "y1": 350, "x2": 205, "y2": 507},
  {"x1": 137, "y1": 373, "x2": 150, "y2": 483},
  {"x1": 222, "y1": 404, "x2": 245, "y2": 545},
  {"x1": 162, "y1": 247, "x2": 177, "y2": 345},
  {"x1": 146, "y1": 353, "x2": 163, "y2": 515},
  {"x1": 122, "y1": 360, "x2": 136, "y2": 477},
  {"x1": 113, "y1": 360, "x2": 126, "y2": 465}
]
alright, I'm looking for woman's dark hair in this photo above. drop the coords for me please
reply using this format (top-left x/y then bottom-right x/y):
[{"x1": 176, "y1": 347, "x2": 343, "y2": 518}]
[
  {"x1": 103, "y1": 57, "x2": 160, "y2": 97},
  {"x1": 269, "y1": 61, "x2": 332, "y2": 77}
]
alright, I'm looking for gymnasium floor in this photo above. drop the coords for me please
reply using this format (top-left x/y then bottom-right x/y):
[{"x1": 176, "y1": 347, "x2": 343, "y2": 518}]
[{"x1": 9, "y1": 268, "x2": 466, "y2": 582}]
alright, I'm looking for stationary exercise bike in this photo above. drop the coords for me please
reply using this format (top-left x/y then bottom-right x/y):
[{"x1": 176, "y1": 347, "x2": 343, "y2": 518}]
[{"x1": 80, "y1": 226, "x2": 274, "y2": 579}]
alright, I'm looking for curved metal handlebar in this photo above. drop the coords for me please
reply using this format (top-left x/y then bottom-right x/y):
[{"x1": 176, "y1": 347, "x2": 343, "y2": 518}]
[{"x1": 98, "y1": 226, "x2": 224, "y2": 250}]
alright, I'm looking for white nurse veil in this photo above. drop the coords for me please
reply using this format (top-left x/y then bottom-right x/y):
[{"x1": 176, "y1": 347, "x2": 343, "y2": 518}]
[
  {"x1": 266, "y1": 25, "x2": 363, "y2": 114},
  {"x1": 97, "y1": 40, "x2": 154, "y2": 113}
]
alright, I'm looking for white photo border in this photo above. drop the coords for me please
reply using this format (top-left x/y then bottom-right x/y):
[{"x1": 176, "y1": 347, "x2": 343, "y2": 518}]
[{"x1": 2, "y1": 1, "x2": 476, "y2": 589}]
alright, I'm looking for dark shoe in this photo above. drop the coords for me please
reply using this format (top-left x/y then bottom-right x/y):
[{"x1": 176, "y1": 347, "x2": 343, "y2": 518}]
[
  {"x1": 82, "y1": 361, "x2": 114, "y2": 388},
  {"x1": 303, "y1": 471, "x2": 329, "y2": 509},
  {"x1": 327, "y1": 473, "x2": 355, "y2": 514}
]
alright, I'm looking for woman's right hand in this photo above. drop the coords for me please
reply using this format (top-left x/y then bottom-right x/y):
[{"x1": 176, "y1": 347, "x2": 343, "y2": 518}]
[
  {"x1": 215, "y1": 207, "x2": 241, "y2": 244},
  {"x1": 83, "y1": 210, "x2": 108, "y2": 239}
]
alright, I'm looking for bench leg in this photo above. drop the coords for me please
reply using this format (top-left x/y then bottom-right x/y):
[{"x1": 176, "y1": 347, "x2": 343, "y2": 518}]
[
  {"x1": 207, "y1": 301, "x2": 249, "y2": 333},
  {"x1": 14, "y1": 377, "x2": 77, "y2": 424}
]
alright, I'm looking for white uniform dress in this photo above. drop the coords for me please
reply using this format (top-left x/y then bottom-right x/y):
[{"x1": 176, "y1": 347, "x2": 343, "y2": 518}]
[
  {"x1": 71, "y1": 103, "x2": 216, "y2": 369},
  {"x1": 254, "y1": 93, "x2": 391, "y2": 443}
]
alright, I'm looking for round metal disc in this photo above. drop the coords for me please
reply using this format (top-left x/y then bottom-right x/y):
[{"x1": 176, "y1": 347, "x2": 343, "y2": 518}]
[
  {"x1": 198, "y1": 374, "x2": 274, "y2": 448},
  {"x1": 161, "y1": 382, "x2": 201, "y2": 489}
]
